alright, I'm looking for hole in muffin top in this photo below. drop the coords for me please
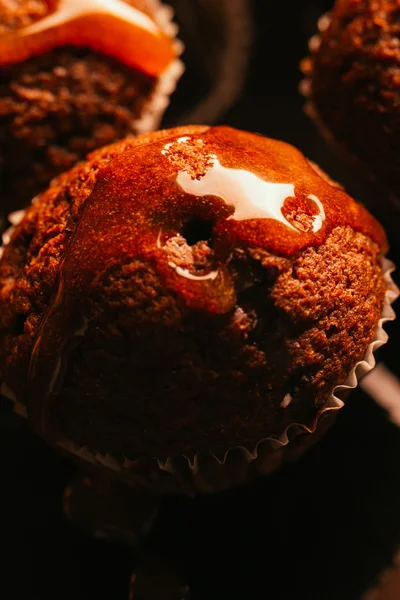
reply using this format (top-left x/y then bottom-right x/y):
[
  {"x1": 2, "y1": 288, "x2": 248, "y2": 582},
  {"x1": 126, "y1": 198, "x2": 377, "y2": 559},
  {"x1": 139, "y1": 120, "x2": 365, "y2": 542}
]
[{"x1": 182, "y1": 217, "x2": 214, "y2": 246}]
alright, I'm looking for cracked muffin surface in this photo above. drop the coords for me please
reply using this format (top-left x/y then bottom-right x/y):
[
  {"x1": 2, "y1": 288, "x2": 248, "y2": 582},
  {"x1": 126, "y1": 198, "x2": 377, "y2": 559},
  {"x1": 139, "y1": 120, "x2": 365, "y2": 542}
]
[{"x1": 0, "y1": 125, "x2": 388, "y2": 459}]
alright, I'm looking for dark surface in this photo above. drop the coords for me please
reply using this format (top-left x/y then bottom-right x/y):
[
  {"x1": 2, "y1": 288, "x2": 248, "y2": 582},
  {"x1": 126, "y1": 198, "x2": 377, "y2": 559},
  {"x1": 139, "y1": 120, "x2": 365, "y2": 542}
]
[{"x1": 2, "y1": 1, "x2": 400, "y2": 599}]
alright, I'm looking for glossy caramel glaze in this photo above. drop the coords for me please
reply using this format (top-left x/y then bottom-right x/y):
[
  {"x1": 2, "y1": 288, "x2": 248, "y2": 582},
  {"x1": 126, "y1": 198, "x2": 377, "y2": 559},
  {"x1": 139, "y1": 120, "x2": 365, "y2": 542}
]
[
  {"x1": 25, "y1": 125, "x2": 386, "y2": 436},
  {"x1": 0, "y1": 0, "x2": 177, "y2": 76}
]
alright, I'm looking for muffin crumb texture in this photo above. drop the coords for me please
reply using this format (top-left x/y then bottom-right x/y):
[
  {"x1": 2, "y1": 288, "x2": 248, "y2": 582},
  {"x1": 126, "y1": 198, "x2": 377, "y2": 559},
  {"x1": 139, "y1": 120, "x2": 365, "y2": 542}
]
[{"x1": 0, "y1": 126, "x2": 387, "y2": 459}]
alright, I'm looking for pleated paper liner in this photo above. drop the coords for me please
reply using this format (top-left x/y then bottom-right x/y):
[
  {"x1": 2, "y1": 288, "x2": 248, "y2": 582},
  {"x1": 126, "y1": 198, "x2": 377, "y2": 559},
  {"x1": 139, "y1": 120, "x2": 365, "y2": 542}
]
[
  {"x1": 52, "y1": 259, "x2": 400, "y2": 495},
  {"x1": 126, "y1": 0, "x2": 185, "y2": 133}
]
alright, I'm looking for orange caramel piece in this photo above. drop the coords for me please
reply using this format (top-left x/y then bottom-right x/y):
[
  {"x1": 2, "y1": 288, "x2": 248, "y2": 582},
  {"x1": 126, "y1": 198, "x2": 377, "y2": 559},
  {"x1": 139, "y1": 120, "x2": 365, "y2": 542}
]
[{"x1": 0, "y1": 0, "x2": 178, "y2": 77}]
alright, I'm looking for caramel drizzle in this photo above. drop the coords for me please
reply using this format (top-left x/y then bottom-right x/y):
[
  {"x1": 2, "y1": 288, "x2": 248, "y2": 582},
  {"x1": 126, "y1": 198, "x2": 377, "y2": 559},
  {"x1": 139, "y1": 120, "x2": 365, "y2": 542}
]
[{"x1": 0, "y1": 0, "x2": 177, "y2": 76}]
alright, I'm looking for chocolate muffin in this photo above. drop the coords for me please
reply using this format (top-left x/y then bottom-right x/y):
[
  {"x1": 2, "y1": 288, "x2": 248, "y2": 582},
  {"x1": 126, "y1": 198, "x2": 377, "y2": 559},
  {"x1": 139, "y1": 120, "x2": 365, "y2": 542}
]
[
  {"x1": 301, "y1": 0, "x2": 400, "y2": 199},
  {"x1": 0, "y1": 125, "x2": 393, "y2": 489},
  {"x1": 0, "y1": 0, "x2": 183, "y2": 215}
]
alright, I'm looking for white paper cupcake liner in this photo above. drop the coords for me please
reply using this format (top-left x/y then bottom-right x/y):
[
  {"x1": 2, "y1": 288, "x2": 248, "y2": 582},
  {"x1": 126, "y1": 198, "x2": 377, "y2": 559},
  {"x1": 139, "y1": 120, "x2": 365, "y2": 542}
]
[
  {"x1": 1, "y1": 210, "x2": 398, "y2": 495},
  {"x1": 133, "y1": 0, "x2": 253, "y2": 129},
  {"x1": 131, "y1": 0, "x2": 184, "y2": 134},
  {"x1": 361, "y1": 362, "x2": 400, "y2": 428}
]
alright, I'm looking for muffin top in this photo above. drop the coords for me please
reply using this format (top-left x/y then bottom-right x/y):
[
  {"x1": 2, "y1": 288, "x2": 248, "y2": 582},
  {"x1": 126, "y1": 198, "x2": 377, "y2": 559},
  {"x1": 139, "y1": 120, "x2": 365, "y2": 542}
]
[
  {"x1": 0, "y1": 0, "x2": 178, "y2": 76},
  {"x1": 0, "y1": 126, "x2": 388, "y2": 457}
]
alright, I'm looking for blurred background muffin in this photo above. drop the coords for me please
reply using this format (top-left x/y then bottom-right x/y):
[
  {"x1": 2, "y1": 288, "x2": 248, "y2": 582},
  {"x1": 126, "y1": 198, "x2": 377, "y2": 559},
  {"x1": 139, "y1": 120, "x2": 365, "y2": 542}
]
[
  {"x1": 301, "y1": 0, "x2": 400, "y2": 250},
  {"x1": 0, "y1": 0, "x2": 183, "y2": 217}
]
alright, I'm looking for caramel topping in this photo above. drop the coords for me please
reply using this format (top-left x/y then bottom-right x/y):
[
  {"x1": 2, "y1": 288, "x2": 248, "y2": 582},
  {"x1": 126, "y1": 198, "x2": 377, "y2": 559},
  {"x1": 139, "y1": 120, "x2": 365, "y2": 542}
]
[
  {"x1": 0, "y1": 0, "x2": 178, "y2": 76},
  {"x1": 26, "y1": 126, "x2": 387, "y2": 437}
]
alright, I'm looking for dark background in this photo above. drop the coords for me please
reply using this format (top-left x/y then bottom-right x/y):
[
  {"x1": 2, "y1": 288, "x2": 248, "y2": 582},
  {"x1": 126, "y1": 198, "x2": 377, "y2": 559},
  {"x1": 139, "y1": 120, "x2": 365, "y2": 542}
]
[{"x1": 2, "y1": 1, "x2": 400, "y2": 598}]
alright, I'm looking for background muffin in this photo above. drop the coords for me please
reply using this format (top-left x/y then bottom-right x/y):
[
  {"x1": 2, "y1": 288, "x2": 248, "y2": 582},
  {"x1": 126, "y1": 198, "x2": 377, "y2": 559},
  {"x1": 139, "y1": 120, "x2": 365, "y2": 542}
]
[
  {"x1": 301, "y1": 0, "x2": 400, "y2": 245},
  {"x1": 0, "y1": 0, "x2": 183, "y2": 215},
  {"x1": 0, "y1": 125, "x2": 391, "y2": 487}
]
